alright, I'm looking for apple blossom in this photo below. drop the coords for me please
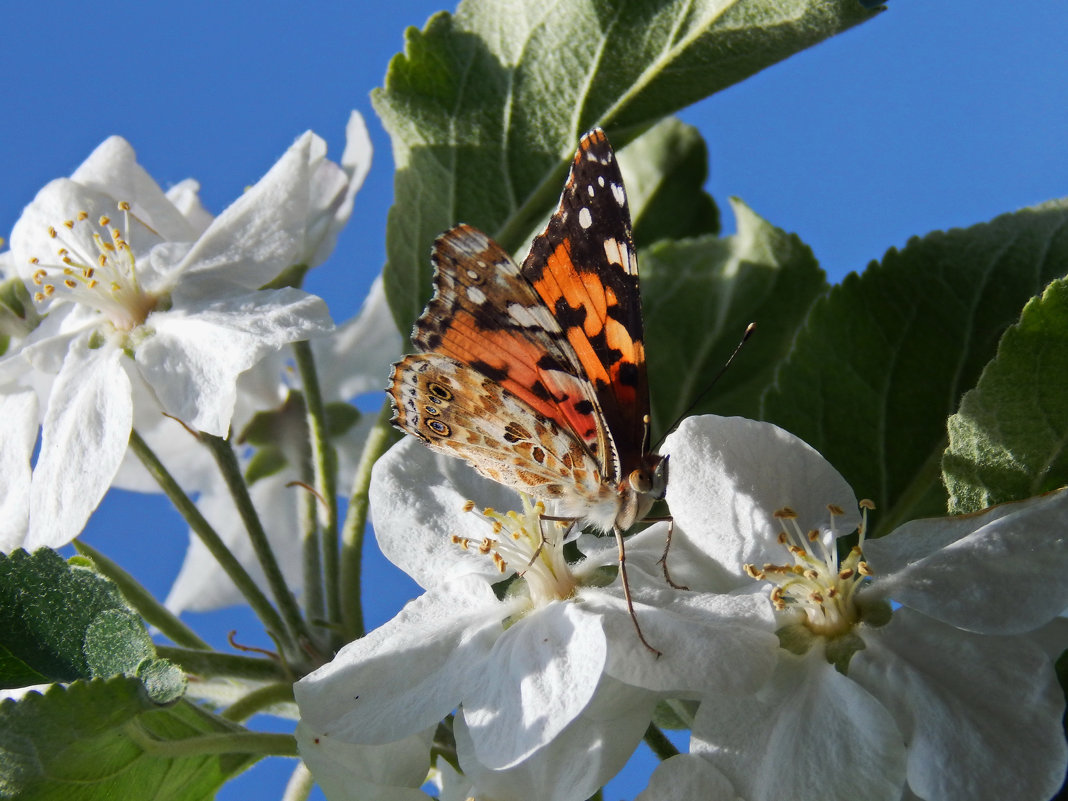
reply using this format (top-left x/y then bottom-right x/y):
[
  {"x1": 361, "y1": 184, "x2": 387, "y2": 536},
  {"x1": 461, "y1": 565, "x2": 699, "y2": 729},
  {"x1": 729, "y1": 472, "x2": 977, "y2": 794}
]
[
  {"x1": 657, "y1": 415, "x2": 1068, "y2": 801},
  {"x1": 0, "y1": 124, "x2": 370, "y2": 549}
]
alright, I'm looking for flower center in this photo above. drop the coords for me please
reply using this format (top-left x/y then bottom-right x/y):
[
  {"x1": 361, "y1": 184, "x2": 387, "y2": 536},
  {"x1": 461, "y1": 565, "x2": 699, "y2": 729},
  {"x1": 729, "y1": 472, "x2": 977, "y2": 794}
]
[
  {"x1": 28, "y1": 201, "x2": 159, "y2": 332},
  {"x1": 745, "y1": 500, "x2": 875, "y2": 639},
  {"x1": 456, "y1": 494, "x2": 577, "y2": 608}
]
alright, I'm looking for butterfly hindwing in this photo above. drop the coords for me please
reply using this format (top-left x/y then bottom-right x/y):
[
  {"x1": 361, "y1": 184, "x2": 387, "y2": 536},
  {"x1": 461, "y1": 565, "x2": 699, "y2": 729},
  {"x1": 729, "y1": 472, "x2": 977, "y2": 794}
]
[{"x1": 390, "y1": 353, "x2": 618, "y2": 520}]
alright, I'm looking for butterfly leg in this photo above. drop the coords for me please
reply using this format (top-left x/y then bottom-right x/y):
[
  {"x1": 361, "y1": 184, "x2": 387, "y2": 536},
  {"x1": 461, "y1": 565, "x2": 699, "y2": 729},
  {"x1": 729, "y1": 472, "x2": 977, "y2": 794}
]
[
  {"x1": 531, "y1": 514, "x2": 576, "y2": 570},
  {"x1": 652, "y1": 516, "x2": 689, "y2": 590},
  {"x1": 614, "y1": 526, "x2": 662, "y2": 657}
]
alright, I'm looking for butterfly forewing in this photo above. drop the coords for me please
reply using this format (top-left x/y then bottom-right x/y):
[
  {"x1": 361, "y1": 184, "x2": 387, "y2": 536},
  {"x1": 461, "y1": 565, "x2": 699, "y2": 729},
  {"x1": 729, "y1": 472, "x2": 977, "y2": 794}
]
[{"x1": 521, "y1": 129, "x2": 649, "y2": 478}]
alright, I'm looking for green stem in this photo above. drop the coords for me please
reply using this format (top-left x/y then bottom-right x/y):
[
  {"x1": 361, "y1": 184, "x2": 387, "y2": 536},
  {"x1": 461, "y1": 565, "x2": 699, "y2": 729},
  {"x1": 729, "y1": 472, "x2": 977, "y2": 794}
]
[
  {"x1": 199, "y1": 433, "x2": 313, "y2": 657},
  {"x1": 129, "y1": 430, "x2": 289, "y2": 649},
  {"x1": 291, "y1": 341, "x2": 340, "y2": 631},
  {"x1": 73, "y1": 539, "x2": 210, "y2": 651},
  {"x1": 282, "y1": 761, "x2": 315, "y2": 801},
  {"x1": 339, "y1": 399, "x2": 397, "y2": 641},
  {"x1": 642, "y1": 723, "x2": 680, "y2": 760},
  {"x1": 123, "y1": 721, "x2": 297, "y2": 758},
  {"x1": 296, "y1": 395, "x2": 325, "y2": 633},
  {"x1": 222, "y1": 682, "x2": 296, "y2": 722},
  {"x1": 156, "y1": 646, "x2": 289, "y2": 681}
]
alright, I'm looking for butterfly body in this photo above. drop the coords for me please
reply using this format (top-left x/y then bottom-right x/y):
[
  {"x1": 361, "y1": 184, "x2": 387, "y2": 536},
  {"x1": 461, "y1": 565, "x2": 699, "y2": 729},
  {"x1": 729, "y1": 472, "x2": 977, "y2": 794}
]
[{"x1": 389, "y1": 129, "x2": 665, "y2": 535}]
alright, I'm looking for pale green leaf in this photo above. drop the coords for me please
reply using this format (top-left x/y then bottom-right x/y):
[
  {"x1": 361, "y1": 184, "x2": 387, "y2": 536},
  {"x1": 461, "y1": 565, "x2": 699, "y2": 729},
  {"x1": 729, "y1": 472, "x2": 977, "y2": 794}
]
[
  {"x1": 643, "y1": 198, "x2": 826, "y2": 436},
  {"x1": 944, "y1": 277, "x2": 1068, "y2": 511},
  {"x1": 374, "y1": 0, "x2": 878, "y2": 328}
]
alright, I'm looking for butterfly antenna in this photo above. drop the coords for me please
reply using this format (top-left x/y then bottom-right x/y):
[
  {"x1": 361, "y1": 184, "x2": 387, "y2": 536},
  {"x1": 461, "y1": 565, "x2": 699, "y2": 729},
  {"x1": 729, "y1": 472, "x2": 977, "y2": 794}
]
[{"x1": 653, "y1": 322, "x2": 756, "y2": 449}]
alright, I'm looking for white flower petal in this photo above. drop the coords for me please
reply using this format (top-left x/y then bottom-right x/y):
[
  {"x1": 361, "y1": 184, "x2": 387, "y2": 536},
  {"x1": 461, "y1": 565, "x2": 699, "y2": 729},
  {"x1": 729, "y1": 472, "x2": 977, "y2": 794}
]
[
  {"x1": 591, "y1": 585, "x2": 779, "y2": 695},
  {"x1": 663, "y1": 416, "x2": 859, "y2": 590},
  {"x1": 164, "y1": 178, "x2": 213, "y2": 236},
  {"x1": 135, "y1": 288, "x2": 331, "y2": 435},
  {"x1": 369, "y1": 436, "x2": 528, "y2": 588},
  {"x1": 0, "y1": 389, "x2": 38, "y2": 551},
  {"x1": 863, "y1": 489, "x2": 1068, "y2": 633},
  {"x1": 295, "y1": 576, "x2": 507, "y2": 745},
  {"x1": 296, "y1": 721, "x2": 433, "y2": 801},
  {"x1": 314, "y1": 276, "x2": 401, "y2": 401},
  {"x1": 455, "y1": 676, "x2": 656, "y2": 801},
  {"x1": 67, "y1": 136, "x2": 199, "y2": 242},
  {"x1": 463, "y1": 602, "x2": 607, "y2": 770},
  {"x1": 692, "y1": 649, "x2": 906, "y2": 801},
  {"x1": 851, "y1": 609, "x2": 1067, "y2": 801},
  {"x1": 27, "y1": 341, "x2": 131, "y2": 549},
  {"x1": 304, "y1": 110, "x2": 373, "y2": 269},
  {"x1": 635, "y1": 755, "x2": 741, "y2": 801},
  {"x1": 177, "y1": 132, "x2": 329, "y2": 289}
]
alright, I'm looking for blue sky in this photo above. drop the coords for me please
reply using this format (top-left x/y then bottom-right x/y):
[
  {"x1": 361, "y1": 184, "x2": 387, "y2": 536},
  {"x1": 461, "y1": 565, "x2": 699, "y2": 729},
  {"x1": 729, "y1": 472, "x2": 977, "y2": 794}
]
[{"x1": 3, "y1": 2, "x2": 1065, "y2": 798}]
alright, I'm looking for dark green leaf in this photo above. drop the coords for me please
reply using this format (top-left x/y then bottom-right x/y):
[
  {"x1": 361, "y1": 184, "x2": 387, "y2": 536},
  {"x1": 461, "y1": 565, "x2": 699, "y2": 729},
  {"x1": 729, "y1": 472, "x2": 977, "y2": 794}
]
[
  {"x1": 643, "y1": 198, "x2": 826, "y2": 435},
  {"x1": 0, "y1": 550, "x2": 187, "y2": 703},
  {"x1": 944, "y1": 277, "x2": 1068, "y2": 511},
  {"x1": 0, "y1": 678, "x2": 256, "y2": 801},
  {"x1": 374, "y1": 0, "x2": 878, "y2": 329},
  {"x1": 762, "y1": 199, "x2": 1068, "y2": 536},
  {"x1": 0, "y1": 549, "x2": 126, "y2": 686}
]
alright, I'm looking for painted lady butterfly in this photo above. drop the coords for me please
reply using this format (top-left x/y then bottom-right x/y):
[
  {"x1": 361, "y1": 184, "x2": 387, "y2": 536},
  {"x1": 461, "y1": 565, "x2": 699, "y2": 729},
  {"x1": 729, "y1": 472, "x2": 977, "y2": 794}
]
[{"x1": 389, "y1": 128, "x2": 667, "y2": 595}]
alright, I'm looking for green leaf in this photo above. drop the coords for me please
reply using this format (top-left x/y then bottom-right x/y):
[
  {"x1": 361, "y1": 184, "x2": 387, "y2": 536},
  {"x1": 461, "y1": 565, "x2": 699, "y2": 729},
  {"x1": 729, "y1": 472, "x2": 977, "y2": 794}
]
[
  {"x1": 0, "y1": 275, "x2": 42, "y2": 343},
  {"x1": 0, "y1": 549, "x2": 127, "y2": 687},
  {"x1": 0, "y1": 550, "x2": 186, "y2": 703},
  {"x1": 761, "y1": 199, "x2": 1068, "y2": 536},
  {"x1": 643, "y1": 198, "x2": 826, "y2": 435},
  {"x1": 943, "y1": 277, "x2": 1068, "y2": 512},
  {"x1": 0, "y1": 678, "x2": 258, "y2": 801},
  {"x1": 244, "y1": 446, "x2": 289, "y2": 484},
  {"x1": 374, "y1": 0, "x2": 878, "y2": 329},
  {"x1": 324, "y1": 401, "x2": 361, "y2": 439},
  {"x1": 617, "y1": 117, "x2": 719, "y2": 245}
]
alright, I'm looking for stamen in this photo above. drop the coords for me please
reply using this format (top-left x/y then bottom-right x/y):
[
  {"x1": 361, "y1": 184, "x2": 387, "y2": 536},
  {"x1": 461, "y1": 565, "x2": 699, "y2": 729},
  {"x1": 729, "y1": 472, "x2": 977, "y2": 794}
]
[{"x1": 25, "y1": 199, "x2": 159, "y2": 332}]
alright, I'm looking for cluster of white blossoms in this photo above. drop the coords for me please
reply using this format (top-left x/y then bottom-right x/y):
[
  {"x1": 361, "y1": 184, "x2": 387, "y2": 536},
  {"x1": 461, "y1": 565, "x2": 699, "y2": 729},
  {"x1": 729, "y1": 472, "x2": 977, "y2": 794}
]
[
  {"x1": 296, "y1": 415, "x2": 1068, "y2": 801},
  {"x1": 0, "y1": 114, "x2": 402, "y2": 610}
]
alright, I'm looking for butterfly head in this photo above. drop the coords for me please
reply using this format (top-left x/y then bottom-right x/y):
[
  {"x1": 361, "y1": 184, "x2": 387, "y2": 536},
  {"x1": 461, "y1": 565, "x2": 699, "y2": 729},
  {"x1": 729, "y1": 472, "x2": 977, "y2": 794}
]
[{"x1": 615, "y1": 453, "x2": 668, "y2": 531}]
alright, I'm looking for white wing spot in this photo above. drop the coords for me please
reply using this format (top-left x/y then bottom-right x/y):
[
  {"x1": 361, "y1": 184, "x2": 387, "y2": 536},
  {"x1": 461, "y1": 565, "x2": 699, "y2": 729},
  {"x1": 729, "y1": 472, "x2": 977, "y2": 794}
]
[
  {"x1": 578, "y1": 207, "x2": 593, "y2": 229},
  {"x1": 466, "y1": 285, "x2": 487, "y2": 304},
  {"x1": 603, "y1": 237, "x2": 628, "y2": 267},
  {"x1": 466, "y1": 269, "x2": 479, "y2": 279},
  {"x1": 597, "y1": 176, "x2": 605, "y2": 187},
  {"x1": 611, "y1": 183, "x2": 626, "y2": 207},
  {"x1": 587, "y1": 184, "x2": 595, "y2": 198}
]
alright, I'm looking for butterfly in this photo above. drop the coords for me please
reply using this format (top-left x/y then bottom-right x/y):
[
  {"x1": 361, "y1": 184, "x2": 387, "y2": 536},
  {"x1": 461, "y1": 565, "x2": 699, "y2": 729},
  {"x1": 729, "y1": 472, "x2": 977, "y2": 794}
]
[{"x1": 389, "y1": 129, "x2": 667, "y2": 644}]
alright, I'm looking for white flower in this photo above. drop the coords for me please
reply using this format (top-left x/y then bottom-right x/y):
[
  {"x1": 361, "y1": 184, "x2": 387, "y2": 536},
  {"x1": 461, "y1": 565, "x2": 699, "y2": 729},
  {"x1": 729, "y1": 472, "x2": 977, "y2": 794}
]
[
  {"x1": 295, "y1": 437, "x2": 777, "y2": 789},
  {"x1": 660, "y1": 415, "x2": 1068, "y2": 801},
  {"x1": 1, "y1": 127, "x2": 357, "y2": 549}
]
